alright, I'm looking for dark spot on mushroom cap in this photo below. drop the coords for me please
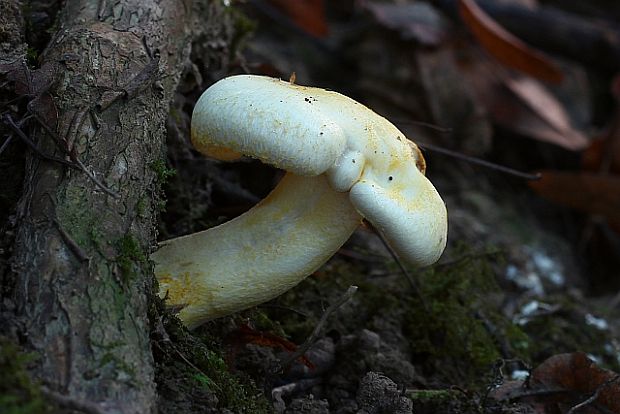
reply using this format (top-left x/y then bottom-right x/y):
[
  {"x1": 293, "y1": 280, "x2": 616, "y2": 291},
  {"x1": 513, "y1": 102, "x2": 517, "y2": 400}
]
[
  {"x1": 352, "y1": 159, "x2": 356, "y2": 163},
  {"x1": 388, "y1": 176, "x2": 393, "y2": 181}
]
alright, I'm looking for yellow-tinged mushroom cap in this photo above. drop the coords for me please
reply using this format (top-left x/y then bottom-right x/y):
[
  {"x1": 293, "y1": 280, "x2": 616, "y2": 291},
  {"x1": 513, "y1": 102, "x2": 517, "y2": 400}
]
[
  {"x1": 152, "y1": 75, "x2": 448, "y2": 326},
  {"x1": 191, "y1": 75, "x2": 447, "y2": 265}
]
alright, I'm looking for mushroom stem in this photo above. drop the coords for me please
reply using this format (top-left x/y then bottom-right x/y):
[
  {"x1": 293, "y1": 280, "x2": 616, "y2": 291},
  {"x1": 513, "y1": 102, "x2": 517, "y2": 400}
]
[{"x1": 152, "y1": 173, "x2": 361, "y2": 328}]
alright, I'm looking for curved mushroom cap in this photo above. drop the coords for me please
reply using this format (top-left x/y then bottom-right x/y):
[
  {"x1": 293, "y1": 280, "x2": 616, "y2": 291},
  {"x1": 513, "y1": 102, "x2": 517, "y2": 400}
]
[
  {"x1": 192, "y1": 75, "x2": 347, "y2": 175},
  {"x1": 192, "y1": 75, "x2": 448, "y2": 265},
  {"x1": 350, "y1": 161, "x2": 447, "y2": 266}
]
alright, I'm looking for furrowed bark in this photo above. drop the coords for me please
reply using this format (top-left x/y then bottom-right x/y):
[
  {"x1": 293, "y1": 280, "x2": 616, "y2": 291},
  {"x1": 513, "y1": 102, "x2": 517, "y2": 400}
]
[{"x1": 5, "y1": 1, "x2": 192, "y2": 412}]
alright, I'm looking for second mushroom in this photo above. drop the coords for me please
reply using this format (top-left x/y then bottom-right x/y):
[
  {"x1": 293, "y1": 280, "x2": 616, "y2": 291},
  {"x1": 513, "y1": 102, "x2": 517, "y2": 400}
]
[{"x1": 151, "y1": 75, "x2": 448, "y2": 329}]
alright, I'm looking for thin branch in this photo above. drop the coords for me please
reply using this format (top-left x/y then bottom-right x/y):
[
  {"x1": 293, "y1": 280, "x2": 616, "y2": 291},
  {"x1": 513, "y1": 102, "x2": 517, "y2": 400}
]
[
  {"x1": 73, "y1": 157, "x2": 120, "y2": 199},
  {"x1": 277, "y1": 285, "x2": 358, "y2": 372},
  {"x1": 368, "y1": 221, "x2": 430, "y2": 312},
  {"x1": 0, "y1": 133, "x2": 13, "y2": 156},
  {"x1": 29, "y1": 111, "x2": 120, "y2": 198},
  {"x1": 566, "y1": 375, "x2": 620, "y2": 414},
  {"x1": 52, "y1": 218, "x2": 90, "y2": 262},
  {"x1": 418, "y1": 141, "x2": 542, "y2": 181},
  {"x1": 393, "y1": 119, "x2": 453, "y2": 133},
  {"x1": 3, "y1": 114, "x2": 76, "y2": 168}
]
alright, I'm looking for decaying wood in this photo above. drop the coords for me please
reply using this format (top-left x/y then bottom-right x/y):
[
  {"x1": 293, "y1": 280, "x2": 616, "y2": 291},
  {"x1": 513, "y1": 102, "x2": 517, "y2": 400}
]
[{"x1": 3, "y1": 0, "x2": 194, "y2": 412}]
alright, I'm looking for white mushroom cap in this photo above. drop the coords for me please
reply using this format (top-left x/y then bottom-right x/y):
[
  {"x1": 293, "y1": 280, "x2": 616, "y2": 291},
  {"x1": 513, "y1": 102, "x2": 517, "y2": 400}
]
[
  {"x1": 192, "y1": 75, "x2": 447, "y2": 265},
  {"x1": 152, "y1": 75, "x2": 448, "y2": 326},
  {"x1": 192, "y1": 76, "x2": 347, "y2": 175}
]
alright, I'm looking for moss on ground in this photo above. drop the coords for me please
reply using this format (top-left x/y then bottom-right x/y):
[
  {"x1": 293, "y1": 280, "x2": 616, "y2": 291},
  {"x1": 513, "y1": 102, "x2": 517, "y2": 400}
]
[
  {"x1": 518, "y1": 294, "x2": 620, "y2": 372},
  {"x1": 268, "y1": 246, "x2": 531, "y2": 390},
  {"x1": 403, "y1": 251, "x2": 531, "y2": 387},
  {"x1": 151, "y1": 297, "x2": 271, "y2": 414},
  {"x1": 0, "y1": 337, "x2": 50, "y2": 414},
  {"x1": 408, "y1": 389, "x2": 481, "y2": 414}
]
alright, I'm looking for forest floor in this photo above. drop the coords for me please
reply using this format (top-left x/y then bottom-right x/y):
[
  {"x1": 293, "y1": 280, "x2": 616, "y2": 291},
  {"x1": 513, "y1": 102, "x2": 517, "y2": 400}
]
[{"x1": 154, "y1": 1, "x2": 620, "y2": 413}]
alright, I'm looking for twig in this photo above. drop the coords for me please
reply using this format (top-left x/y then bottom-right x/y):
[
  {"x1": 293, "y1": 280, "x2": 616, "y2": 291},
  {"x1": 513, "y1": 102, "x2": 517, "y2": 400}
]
[
  {"x1": 96, "y1": 56, "x2": 160, "y2": 112},
  {"x1": 0, "y1": 133, "x2": 13, "y2": 156},
  {"x1": 277, "y1": 285, "x2": 358, "y2": 372},
  {"x1": 394, "y1": 119, "x2": 453, "y2": 133},
  {"x1": 566, "y1": 375, "x2": 620, "y2": 414},
  {"x1": 40, "y1": 386, "x2": 107, "y2": 414},
  {"x1": 3, "y1": 114, "x2": 76, "y2": 168},
  {"x1": 418, "y1": 141, "x2": 542, "y2": 181},
  {"x1": 97, "y1": 0, "x2": 107, "y2": 20},
  {"x1": 65, "y1": 106, "x2": 89, "y2": 151},
  {"x1": 433, "y1": 249, "x2": 502, "y2": 272},
  {"x1": 73, "y1": 157, "x2": 120, "y2": 199},
  {"x1": 52, "y1": 218, "x2": 90, "y2": 262},
  {"x1": 30, "y1": 111, "x2": 120, "y2": 198},
  {"x1": 257, "y1": 303, "x2": 310, "y2": 318},
  {"x1": 369, "y1": 222, "x2": 430, "y2": 312},
  {"x1": 152, "y1": 331, "x2": 222, "y2": 393}
]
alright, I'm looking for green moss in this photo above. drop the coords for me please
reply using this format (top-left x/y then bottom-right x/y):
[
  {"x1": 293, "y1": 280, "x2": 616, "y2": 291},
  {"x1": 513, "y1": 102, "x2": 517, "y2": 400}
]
[
  {"x1": 136, "y1": 196, "x2": 148, "y2": 218},
  {"x1": 152, "y1": 298, "x2": 271, "y2": 413},
  {"x1": 116, "y1": 234, "x2": 147, "y2": 283},
  {"x1": 0, "y1": 337, "x2": 50, "y2": 414},
  {"x1": 150, "y1": 160, "x2": 176, "y2": 185},
  {"x1": 149, "y1": 159, "x2": 175, "y2": 213},
  {"x1": 409, "y1": 389, "x2": 454, "y2": 402},
  {"x1": 57, "y1": 186, "x2": 102, "y2": 251},
  {"x1": 402, "y1": 250, "x2": 527, "y2": 386},
  {"x1": 25, "y1": 47, "x2": 38, "y2": 66},
  {"x1": 519, "y1": 295, "x2": 620, "y2": 371},
  {"x1": 192, "y1": 373, "x2": 215, "y2": 390},
  {"x1": 408, "y1": 389, "x2": 480, "y2": 413}
]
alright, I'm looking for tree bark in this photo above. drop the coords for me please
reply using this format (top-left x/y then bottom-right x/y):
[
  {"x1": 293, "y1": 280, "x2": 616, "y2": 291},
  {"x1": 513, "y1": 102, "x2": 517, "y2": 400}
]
[{"x1": 4, "y1": 1, "x2": 193, "y2": 412}]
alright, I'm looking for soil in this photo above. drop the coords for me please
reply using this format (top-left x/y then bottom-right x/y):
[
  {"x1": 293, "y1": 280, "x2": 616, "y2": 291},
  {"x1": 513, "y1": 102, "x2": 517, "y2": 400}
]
[{"x1": 152, "y1": 3, "x2": 620, "y2": 412}]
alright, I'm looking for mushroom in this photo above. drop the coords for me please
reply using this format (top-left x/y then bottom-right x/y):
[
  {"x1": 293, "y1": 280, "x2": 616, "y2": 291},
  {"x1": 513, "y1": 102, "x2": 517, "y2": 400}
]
[{"x1": 152, "y1": 75, "x2": 447, "y2": 329}]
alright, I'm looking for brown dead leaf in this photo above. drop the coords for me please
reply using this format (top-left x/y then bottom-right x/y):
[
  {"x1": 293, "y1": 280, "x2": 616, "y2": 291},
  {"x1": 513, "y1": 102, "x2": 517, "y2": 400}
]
[
  {"x1": 582, "y1": 137, "x2": 620, "y2": 174},
  {"x1": 459, "y1": 52, "x2": 586, "y2": 150},
  {"x1": 458, "y1": 0, "x2": 563, "y2": 83},
  {"x1": 226, "y1": 323, "x2": 315, "y2": 370},
  {"x1": 529, "y1": 352, "x2": 620, "y2": 413},
  {"x1": 363, "y1": 2, "x2": 447, "y2": 47},
  {"x1": 528, "y1": 171, "x2": 620, "y2": 227},
  {"x1": 504, "y1": 77, "x2": 589, "y2": 150},
  {"x1": 583, "y1": 79, "x2": 620, "y2": 173},
  {"x1": 268, "y1": 0, "x2": 328, "y2": 38}
]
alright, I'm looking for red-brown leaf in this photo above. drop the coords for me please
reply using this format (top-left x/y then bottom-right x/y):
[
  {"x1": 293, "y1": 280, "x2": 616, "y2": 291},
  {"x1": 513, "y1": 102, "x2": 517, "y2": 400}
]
[
  {"x1": 458, "y1": 0, "x2": 563, "y2": 83},
  {"x1": 530, "y1": 353, "x2": 620, "y2": 413},
  {"x1": 528, "y1": 171, "x2": 620, "y2": 226},
  {"x1": 268, "y1": 0, "x2": 328, "y2": 38},
  {"x1": 228, "y1": 323, "x2": 315, "y2": 369},
  {"x1": 582, "y1": 137, "x2": 620, "y2": 174}
]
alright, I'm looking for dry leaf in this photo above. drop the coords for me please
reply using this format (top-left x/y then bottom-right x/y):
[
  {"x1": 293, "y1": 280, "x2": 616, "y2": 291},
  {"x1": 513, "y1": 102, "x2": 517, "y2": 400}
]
[
  {"x1": 363, "y1": 2, "x2": 447, "y2": 47},
  {"x1": 582, "y1": 137, "x2": 620, "y2": 174},
  {"x1": 528, "y1": 171, "x2": 620, "y2": 226},
  {"x1": 530, "y1": 352, "x2": 620, "y2": 413},
  {"x1": 227, "y1": 323, "x2": 315, "y2": 369},
  {"x1": 504, "y1": 77, "x2": 589, "y2": 150},
  {"x1": 268, "y1": 0, "x2": 328, "y2": 38},
  {"x1": 458, "y1": 0, "x2": 563, "y2": 83}
]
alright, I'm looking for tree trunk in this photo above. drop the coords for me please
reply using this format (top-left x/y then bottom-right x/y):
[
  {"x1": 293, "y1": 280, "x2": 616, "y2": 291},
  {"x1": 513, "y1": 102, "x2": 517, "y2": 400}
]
[{"x1": 3, "y1": 0, "x2": 195, "y2": 412}]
